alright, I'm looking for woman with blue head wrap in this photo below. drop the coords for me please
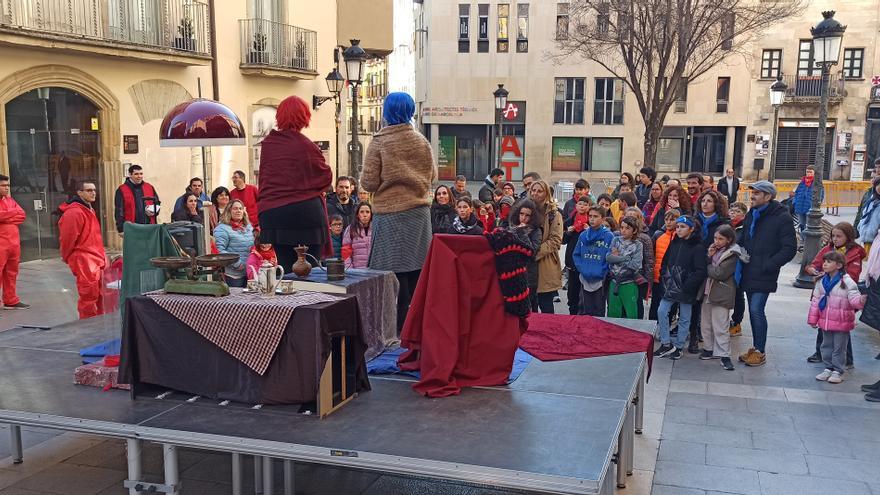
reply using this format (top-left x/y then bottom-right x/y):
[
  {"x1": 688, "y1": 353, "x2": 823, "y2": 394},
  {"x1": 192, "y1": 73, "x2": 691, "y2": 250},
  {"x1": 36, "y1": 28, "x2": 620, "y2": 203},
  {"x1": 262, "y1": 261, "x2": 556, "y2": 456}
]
[
  {"x1": 382, "y1": 92, "x2": 415, "y2": 126},
  {"x1": 361, "y1": 91, "x2": 436, "y2": 334}
]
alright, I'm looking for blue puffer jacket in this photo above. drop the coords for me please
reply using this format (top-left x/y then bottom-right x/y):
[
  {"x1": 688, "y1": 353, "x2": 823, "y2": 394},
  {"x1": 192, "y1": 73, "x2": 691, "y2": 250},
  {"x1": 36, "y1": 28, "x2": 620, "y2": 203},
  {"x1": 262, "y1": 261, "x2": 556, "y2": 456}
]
[
  {"x1": 214, "y1": 222, "x2": 255, "y2": 279},
  {"x1": 572, "y1": 225, "x2": 614, "y2": 282},
  {"x1": 793, "y1": 179, "x2": 822, "y2": 215}
]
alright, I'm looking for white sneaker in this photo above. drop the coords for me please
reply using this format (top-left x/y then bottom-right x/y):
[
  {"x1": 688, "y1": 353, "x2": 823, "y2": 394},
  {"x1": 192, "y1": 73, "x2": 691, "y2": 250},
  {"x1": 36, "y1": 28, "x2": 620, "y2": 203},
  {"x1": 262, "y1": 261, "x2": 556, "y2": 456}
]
[
  {"x1": 816, "y1": 369, "x2": 833, "y2": 381},
  {"x1": 827, "y1": 371, "x2": 843, "y2": 384}
]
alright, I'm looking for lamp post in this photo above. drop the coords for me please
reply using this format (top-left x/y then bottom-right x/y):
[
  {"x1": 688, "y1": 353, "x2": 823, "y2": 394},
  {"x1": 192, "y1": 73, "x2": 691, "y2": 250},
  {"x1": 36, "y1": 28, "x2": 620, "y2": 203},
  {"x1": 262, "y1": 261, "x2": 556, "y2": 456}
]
[
  {"x1": 795, "y1": 10, "x2": 846, "y2": 288},
  {"x1": 768, "y1": 74, "x2": 787, "y2": 182},
  {"x1": 343, "y1": 39, "x2": 368, "y2": 180},
  {"x1": 493, "y1": 84, "x2": 509, "y2": 170}
]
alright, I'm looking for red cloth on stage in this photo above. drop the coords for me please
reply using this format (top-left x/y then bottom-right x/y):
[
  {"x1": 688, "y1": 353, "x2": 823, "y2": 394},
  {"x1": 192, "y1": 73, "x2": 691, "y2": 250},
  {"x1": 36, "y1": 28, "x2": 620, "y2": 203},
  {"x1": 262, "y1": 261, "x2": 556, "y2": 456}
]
[
  {"x1": 520, "y1": 313, "x2": 654, "y2": 379},
  {"x1": 398, "y1": 234, "x2": 521, "y2": 397}
]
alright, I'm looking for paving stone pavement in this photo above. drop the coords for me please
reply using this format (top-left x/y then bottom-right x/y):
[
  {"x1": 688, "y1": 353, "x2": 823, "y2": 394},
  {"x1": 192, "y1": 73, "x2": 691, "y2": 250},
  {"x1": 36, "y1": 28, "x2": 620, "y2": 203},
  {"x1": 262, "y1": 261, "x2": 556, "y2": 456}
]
[{"x1": 2, "y1": 257, "x2": 880, "y2": 494}]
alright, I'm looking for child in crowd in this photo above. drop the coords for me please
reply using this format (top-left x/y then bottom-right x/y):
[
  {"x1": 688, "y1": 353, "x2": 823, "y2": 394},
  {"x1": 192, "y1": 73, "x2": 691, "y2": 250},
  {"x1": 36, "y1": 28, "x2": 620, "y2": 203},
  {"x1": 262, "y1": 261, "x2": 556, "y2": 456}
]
[
  {"x1": 564, "y1": 197, "x2": 592, "y2": 315},
  {"x1": 809, "y1": 251, "x2": 865, "y2": 384},
  {"x1": 328, "y1": 214, "x2": 344, "y2": 259},
  {"x1": 603, "y1": 215, "x2": 619, "y2": 233},
  {"x1": 246, "y1": 233, "x2": 279, "y2": 280},
  {"x1": 606, "y1": 216, "x2": 643, "y2": 319},
  {"x1": 699, "y1": 224, "x2": 747, "y2": 370},
  {"x1": 597, "y1": 194, "x2": 613, "y2": 212},
  {"x1": 508, "y1": 199, "x2": 544, "y2": 300},
  {"x1": 342, "y1": 203, "x2": 373, "y2": 268},
  {"x1": 573, "y1": 205, "x2": 614, "y2": 316},
  {"x1": 497, "y1": 195, "x2": 515, "y2": 229},
  {"x1": 447, "y1": 197, "x2": 484, "y2": 235},
  {"x1": 478, "y1": 201, "x2": 497, "y2": 232},
  {"x1": 624, "y1": 207, "x2": 655, "y2": 319},
  {"x1": 649, "y1": 209, "x2": 681, "y2": 320},
  {"x1": 727, "y1": 201, "x2": 748, "y2": 336},
  {"x1": 655, "y1": 215, "x2": 707, "y2": 360},
  {"x1": 804, "y1": 222, "x2": 865, "y2": 366}
]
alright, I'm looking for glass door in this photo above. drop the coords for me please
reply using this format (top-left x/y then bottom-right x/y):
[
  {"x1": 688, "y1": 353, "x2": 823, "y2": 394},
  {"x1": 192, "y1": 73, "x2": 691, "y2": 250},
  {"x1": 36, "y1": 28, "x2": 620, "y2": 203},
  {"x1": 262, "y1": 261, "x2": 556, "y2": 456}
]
[{"x1": 5, "y1": 88, "x2": 103, "y2": 261}]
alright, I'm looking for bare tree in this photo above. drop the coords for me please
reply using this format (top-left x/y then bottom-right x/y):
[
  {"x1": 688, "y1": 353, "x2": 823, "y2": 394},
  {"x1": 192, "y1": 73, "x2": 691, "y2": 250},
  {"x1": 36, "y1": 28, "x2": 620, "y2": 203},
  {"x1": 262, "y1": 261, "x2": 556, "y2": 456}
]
[{"x1": 554, "y1": 0, "x2": 806, "y2": 167}]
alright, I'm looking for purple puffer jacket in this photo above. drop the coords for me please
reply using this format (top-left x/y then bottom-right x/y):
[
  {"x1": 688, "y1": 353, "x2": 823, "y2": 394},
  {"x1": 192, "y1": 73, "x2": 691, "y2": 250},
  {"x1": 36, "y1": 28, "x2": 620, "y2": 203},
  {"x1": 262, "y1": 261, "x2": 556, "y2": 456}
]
[
  {"x1": 342, "y1": 224, "x2": 372, "y2": 269},
  {"x1": 808, "y1": 273, "x2": 866, "y2": 332}
]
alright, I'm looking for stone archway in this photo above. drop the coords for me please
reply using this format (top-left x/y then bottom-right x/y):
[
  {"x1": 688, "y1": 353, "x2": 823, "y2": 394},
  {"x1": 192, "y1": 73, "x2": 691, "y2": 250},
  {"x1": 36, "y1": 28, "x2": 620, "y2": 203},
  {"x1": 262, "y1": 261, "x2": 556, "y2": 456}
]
[{"x1": 0, "y1": 64, "x2": 122, "y2": 249}]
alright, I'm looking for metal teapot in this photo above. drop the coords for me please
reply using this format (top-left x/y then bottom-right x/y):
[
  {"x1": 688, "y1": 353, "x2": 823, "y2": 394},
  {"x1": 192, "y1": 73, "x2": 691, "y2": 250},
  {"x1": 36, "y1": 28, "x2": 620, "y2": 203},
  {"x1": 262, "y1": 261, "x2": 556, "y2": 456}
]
[{"x1": 249, "y1": 261, "x2": 284, "y2": 296}]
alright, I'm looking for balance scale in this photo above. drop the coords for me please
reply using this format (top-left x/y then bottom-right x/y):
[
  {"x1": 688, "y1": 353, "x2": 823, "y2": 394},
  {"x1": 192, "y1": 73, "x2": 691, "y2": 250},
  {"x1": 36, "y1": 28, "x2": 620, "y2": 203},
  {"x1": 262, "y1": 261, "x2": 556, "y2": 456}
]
[{"x1": 150, "y1": 254, "x2": 240, "y2": 296}]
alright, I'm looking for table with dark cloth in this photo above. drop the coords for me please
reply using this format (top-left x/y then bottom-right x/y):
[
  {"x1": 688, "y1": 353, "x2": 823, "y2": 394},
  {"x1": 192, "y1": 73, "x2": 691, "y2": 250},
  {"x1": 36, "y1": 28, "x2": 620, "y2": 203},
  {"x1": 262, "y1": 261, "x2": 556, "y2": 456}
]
[
  {"x1": 119, "y1": 293, "x2": 370, "y2": 405},
  {"x1": 398, "y1": 234, "x2": 522, "y2": 398},
  {"x1": 283, "y1": 268, "x2": 399, "y2": 360}
]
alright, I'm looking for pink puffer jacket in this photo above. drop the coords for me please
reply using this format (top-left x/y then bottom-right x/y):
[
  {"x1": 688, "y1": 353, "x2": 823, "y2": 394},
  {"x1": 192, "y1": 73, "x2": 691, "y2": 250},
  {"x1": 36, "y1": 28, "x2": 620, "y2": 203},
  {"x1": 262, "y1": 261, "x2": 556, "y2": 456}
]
[
  {"x1": 808, "y1": 273, "x2": 866, "y2": 332},
  {"x1": 342, "y1": 224, "x2": 372, "y2": 269}
]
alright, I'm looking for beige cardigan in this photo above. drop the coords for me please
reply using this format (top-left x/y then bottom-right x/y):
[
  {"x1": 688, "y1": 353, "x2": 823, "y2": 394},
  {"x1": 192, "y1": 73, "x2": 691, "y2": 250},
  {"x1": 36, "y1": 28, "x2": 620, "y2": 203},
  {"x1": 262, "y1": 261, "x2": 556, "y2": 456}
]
[{"x1": 361, "y1": 124, "x2": 436, "y2": 215}]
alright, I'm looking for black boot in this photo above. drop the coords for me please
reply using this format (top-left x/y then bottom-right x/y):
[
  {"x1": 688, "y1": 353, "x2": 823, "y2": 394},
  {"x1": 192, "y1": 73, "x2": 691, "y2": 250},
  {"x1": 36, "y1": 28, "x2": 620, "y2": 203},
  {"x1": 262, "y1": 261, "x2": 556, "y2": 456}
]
[
  {"x1": 807, "y1": 352, "x2": 822, "y2": 363},
  {"x1": 860, "y1": 379, "x2": 880, "y2": 393},
  {"x1": 687, "y1": 336, "x2": 700, "y2": 354},
  {"x1": 866, "y1": 389, "x2": 880, "y2": 402}
]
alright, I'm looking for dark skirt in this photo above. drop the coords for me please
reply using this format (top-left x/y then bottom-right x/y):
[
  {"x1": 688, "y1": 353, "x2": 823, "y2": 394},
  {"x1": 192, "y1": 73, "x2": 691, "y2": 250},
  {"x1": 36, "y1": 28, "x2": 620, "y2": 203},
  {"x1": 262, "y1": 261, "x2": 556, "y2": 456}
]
[{"x1": 258, "y1": 197, "x2": 327, "y2": 246}]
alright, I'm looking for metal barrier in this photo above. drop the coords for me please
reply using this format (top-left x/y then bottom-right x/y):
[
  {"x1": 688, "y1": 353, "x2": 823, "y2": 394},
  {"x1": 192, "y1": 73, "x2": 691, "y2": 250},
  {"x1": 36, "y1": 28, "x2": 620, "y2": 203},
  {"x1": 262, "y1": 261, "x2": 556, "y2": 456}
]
[{"x1": 735, "y1": 180, "x2": 871, "y2": 215}]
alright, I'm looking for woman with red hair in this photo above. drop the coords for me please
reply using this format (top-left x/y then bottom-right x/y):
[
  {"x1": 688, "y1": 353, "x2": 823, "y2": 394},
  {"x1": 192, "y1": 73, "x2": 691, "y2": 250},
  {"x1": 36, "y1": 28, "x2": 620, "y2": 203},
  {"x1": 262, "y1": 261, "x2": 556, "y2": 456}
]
[{"x1": 257, "y1": 95, "x2": 333, "y2": 270}]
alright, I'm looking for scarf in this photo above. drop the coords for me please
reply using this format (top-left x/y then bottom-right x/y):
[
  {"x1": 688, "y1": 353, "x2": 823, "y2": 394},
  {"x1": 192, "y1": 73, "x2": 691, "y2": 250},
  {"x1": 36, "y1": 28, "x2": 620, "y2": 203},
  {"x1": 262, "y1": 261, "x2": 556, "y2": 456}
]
[
  {"x1": 748, "y1": 203, "x2": 769, "y2": 239},
  {"x1": 250, "y1": 246, "x2": 278, "y2": 266},
  {"x1": 642, "y1": 198, "x2": 658, "y2": 222},
  {"x1": 452, "y1": 214, "x2": 479, "y2": 233},
  {"x1": 572, "y1": 213, "x2": 589, "y2": 233},
  {"x1": 230, "y1": 219, "x2": 246, "y2": 232},
  {"x1": 803, "y1": 175, "x2": 814, "y2": 188},
  {"x1": 819, "y1": 271, "x2": 843, "y2": 311},
  {"x1": 698, "y1": 212, "x2": 718, "y2": 241}
]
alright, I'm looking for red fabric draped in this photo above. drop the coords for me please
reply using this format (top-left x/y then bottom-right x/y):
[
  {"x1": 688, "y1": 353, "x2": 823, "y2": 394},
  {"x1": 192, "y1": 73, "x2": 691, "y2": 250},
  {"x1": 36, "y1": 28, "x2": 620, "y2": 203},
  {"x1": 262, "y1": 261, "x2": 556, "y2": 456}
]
[
  {"x1": 398, "y1": 234, "x2": 522, "y2": 397},
  {"x1": 520, "y1": 313, "x2": 654, "y2": 379}
]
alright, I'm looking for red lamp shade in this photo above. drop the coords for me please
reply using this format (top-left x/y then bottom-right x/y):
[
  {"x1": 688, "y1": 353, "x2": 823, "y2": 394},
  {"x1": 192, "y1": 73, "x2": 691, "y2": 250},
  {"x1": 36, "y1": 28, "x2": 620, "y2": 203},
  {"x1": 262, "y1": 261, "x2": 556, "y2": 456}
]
[{"x1": 159, "y1": 98, "x2": 246, "y2": 147}]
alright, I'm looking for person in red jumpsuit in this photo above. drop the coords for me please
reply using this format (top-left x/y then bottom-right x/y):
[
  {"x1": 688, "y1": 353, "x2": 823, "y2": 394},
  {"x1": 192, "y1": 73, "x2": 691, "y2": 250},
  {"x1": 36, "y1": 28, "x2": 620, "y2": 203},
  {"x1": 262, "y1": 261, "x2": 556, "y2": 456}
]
[
  {"x1": 59, "y1": 182, "x2": 106, "y2": 319},
  {"x1": 0, "y1": 174, "x2": 28, "y2": 310}
]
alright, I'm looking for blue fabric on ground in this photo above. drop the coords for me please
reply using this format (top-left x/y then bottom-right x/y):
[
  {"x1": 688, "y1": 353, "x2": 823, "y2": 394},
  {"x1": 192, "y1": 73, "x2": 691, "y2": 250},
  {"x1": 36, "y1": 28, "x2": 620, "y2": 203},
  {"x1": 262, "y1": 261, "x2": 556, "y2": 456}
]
[
  {"x1": 79, "y1": 339, "x2": 121, "y2": 364},
  {"x1": 367, "y1": 346, "x2": 534, "y2": 384}
]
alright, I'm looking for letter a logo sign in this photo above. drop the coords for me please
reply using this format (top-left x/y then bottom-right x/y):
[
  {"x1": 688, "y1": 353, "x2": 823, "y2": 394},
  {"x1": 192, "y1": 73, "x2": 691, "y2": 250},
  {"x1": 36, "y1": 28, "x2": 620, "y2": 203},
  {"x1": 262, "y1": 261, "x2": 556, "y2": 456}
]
[{"x1": 502, "y1": 102, "x2": 519, "y2": 120}]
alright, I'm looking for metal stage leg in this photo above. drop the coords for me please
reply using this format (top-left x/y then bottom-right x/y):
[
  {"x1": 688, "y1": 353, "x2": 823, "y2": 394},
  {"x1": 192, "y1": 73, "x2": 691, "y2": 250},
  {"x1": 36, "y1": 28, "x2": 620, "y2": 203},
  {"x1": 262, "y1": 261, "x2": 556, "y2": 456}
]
[
  {"x1": 283, "y1": 459, "x2": 295, "y2": 495},
  {"x1": 635, "y1": 367, "x2": 645, "y2": 434},
  {"x1": 9, "y1": 425, "x2": 22, "y2": 464},
  {"x1": 262, "y1": 456, "x2": 274, "y2": 495},
  {"x1": 231, "y1": 453, "x2": 242, "y2": 495},
  {"x1": 254, "y1": 456, "x2": 263, "y2": 494},
  {"x1": 126, "y1": 439, "x2": 142, "y2": 495},
  {"x1": 163, "y1": 444, "x2": 179, "y2": 493},
  {"x1": 615, "y1": 423, "x2": 626, "y2": 488},
  {"x1": 625, "y1": 406, "x2": 635, "y2": 476}
]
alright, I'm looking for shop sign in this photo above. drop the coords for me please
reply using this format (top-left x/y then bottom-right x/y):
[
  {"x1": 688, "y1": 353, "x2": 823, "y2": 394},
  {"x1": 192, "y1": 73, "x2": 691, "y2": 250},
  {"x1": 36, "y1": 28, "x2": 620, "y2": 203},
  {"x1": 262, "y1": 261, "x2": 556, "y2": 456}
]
[
  {"x1": 123, "y1": 135, "x2": 139, "y2": 154},
  {"x1": 90, "y1": 117, "x2": 100, "y2": 131},
  {"x1": 499, "y1": 135, "x2": 524, "y2": 181},
  {"x1": 551, "y1": 137, "x2": 583, "y2": 172},
  {"x1": 501, "y1": 101, "x2": 527, "y2": 124},
  {"x1": 421, "y1": 106, "x2": 479, "y2": 118},
  {"x1": 438, "y1": 136, "x2": 457, "y2": 180}
]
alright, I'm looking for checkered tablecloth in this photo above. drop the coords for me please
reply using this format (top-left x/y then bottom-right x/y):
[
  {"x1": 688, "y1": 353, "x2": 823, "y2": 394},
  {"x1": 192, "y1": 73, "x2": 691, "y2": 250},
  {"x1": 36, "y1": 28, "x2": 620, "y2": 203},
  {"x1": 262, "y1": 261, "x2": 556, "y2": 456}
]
[{"x1": 146, "y1": 289, "x2": 341, "y2": 375}]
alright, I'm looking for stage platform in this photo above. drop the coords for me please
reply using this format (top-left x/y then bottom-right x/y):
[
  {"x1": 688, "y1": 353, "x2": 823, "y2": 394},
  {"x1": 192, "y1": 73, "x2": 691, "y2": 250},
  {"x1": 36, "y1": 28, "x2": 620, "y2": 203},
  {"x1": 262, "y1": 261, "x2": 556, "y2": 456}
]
[{"x1": 0, "y1": 314, "x2": 652, "y2": 495}]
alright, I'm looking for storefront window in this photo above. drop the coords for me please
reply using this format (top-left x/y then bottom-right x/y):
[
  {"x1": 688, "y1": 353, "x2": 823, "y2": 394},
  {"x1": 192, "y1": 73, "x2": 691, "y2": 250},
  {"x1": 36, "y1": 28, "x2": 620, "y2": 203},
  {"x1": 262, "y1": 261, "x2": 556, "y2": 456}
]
[
  {"x1": 656, "y1": 138, "x2": 683, "y2": 172},
  {"x1": 590, "y1": 138, "x2": 622, "y2": 171}
]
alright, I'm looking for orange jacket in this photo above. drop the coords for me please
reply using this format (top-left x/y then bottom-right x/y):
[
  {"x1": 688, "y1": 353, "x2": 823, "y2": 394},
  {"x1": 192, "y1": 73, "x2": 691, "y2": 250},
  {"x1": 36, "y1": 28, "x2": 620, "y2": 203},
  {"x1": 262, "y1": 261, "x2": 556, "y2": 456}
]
[
  {"x1": 653, "y1": 229, "x2": 675, "y2": 283},
  {"x1": 0, "y1": 195, "x2": 25, "y2": 247},
  {"x1": 58, "y1": 199, "x2": 106, "y2": 268}
]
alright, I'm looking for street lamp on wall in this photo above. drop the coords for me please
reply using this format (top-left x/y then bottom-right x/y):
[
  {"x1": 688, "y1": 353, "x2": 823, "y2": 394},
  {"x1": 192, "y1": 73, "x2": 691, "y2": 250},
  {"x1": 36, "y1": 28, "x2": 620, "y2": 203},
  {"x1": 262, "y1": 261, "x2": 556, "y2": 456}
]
[
  {"x1": 493, "y1": 84, "x2": 509, "y2": 171},
  {"x1": 795, "y1": 10, "x2": 846, "y2": 289},
  {"x1": 313, "y1": 67, "x2": 345, "y2": 110},
  {"x1": 343, "y1": 39, "x2": 368, "y2": 180},
  {"x1": 767, "y1": 74, "x2": 787, "y2": 182}
]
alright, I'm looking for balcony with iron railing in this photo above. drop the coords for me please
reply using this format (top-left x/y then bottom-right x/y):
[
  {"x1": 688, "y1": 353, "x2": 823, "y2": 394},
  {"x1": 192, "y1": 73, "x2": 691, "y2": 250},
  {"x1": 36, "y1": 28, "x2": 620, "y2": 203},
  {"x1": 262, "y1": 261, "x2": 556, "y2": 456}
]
[
  {"x1": 0, "y1": 0, "x2": 211, "y2": 63},
  {"x1": 239, "y1": 18, "x2": 317, "y2": 79},
  {"x1": 782, "y1": 74, "x2": 845, "y2": 104}
]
